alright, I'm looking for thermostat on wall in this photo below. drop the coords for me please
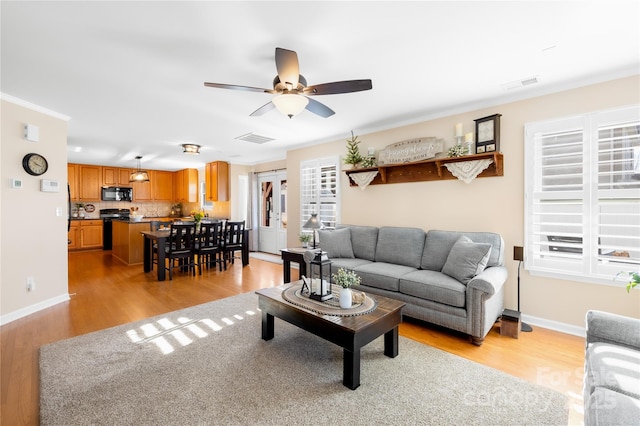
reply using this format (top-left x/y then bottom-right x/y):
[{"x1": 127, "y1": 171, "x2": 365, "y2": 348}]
[
  {"x1": 41, "y1": 179, "x2": 60, "y2": 192},
  {"x1": 11, "y1": 178, "x2": 23, "y2": 189}
]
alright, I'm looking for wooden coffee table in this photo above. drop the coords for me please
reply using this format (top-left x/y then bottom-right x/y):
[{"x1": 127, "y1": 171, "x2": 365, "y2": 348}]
[{"x1": 256, "y1": 284, "x2": 405, "y2": 390}]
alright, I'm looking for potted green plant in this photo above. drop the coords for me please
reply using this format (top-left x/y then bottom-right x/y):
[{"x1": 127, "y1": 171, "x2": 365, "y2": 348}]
[
  {"x1": 343, "y1": 131, "x2": 364, "y2": 168},
  {"x1": 332, "y1": 268, "x2": 362, "y2": 308},
  {"x1": 299, "y1": 233, "x2": 312, "y2": 248},
  {"x1": 616, "y1": 271, "x2": 639, "y2": 293}
]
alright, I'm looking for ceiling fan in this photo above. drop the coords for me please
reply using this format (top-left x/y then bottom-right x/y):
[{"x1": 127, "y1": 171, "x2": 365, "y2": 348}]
[{"x1": 204, "y1": 47, "x2": 372, "y2": 118}]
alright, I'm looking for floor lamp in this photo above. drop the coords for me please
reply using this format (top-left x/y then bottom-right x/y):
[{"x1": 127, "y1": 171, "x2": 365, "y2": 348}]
[{"x1": 514, "y1": 246, "x2": 533, "y2": 332}]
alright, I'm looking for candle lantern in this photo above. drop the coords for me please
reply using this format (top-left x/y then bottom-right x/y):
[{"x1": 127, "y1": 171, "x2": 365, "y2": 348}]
[{"x1": 308, "y1": 251, "x2": 333, "y2": 302}]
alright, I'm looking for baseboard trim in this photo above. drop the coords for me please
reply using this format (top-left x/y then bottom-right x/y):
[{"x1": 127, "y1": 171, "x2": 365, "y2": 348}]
[
  {"x1": 522, "y1": 313, "x2": 586, "y2": 338},
  {"x1": 0, "y1": 293, "x2": 70, "y2": 326}
]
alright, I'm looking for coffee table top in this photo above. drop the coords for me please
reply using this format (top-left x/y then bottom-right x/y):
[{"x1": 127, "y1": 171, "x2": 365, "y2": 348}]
[{"x1": 256, "y1": 283, "x2": 405, "y2": 332}]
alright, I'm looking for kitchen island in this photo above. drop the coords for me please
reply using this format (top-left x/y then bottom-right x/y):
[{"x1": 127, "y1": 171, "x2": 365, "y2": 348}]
[{"x1": 112, "y1": 220, "x2": 151, "y2": 265}]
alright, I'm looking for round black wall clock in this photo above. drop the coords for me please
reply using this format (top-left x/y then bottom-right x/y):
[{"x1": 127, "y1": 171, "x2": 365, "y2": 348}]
[{"x1": 22, "y1": 153, "x2": 49, "y2": 176}]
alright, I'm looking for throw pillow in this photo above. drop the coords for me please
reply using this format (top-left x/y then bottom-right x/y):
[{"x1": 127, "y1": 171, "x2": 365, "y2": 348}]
[
  {"x1": 318, "y1": 228, "x2": 355, "y2": 259},
  {"x1": 441, "y1": 236, "x2": 492, "y2": 284}
]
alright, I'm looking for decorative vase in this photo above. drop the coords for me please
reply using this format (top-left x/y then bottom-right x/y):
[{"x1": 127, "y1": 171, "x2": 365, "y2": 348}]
[{"x1": 339, "y1": 287, "x2": 352, "y2": 309}]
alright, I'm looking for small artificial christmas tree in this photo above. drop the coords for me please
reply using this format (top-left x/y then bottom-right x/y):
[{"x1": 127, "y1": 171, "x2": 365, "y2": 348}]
[{"x1": 343, "y1": 131, "x2": 364, "y2": 167}]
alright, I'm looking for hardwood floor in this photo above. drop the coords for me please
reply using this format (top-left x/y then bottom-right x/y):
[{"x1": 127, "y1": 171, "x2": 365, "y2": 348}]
[{"x1": 1, "y1": 250, "x2": 585, "y2": 425}]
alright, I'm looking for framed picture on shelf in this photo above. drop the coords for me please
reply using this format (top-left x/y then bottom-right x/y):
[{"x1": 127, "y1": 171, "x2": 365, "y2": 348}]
[{"x1": 474, "y1": 114, "x2": 502, "y2": 153}]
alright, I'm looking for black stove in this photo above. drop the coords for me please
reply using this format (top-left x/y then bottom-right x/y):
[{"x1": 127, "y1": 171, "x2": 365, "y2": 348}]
[
  {"x1": 100, "y1": 208, "x2": 131, "y2": 219},
  {"x1": 100, "y1": 209, "x2": 131, "y2": 250}
]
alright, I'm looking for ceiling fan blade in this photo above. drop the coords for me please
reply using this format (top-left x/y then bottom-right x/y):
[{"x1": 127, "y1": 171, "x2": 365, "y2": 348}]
[
  {"x1": 249, "y1": 101, "x2": 276, "y2": 117},
  {"x1": 303, "y1": 79, "x2": 372, "y2": 96},
  {"x1": 204, "y1": 82, "x2": 274, "y2": 94},
  {"x1": 275, "y1": 48, "x2": 300, "y2": 89},
  {"x1": 305, "y1": 97, "x2": 335, "y2": 118}
]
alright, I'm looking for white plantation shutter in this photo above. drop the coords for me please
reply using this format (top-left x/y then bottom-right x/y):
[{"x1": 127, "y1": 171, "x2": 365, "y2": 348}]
[
  {"x1": 525, "y1": 105, "x2": 640, "y2": 285},
  {"x1": 300, "y1": 156, "x2": 340, "y2": 231}
]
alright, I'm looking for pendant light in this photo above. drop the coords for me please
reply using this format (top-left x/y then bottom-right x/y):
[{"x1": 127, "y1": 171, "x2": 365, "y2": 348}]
[{"x1": 129, "y1": 156, "x2": 150, "y2": 183}]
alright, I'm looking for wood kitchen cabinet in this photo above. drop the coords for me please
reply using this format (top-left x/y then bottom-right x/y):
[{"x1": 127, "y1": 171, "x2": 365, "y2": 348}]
[
  {"x1": 133, "y1": 170, "x2": 172, "y2": 202},
  {"x1": 69, "y1": 220, "x2": 103, "y2": 250},
  {"x1": 67, "y1": 164, "x2": 79, "y2": 201},
  {"x1": 152, "y1": 171, "x2": 174, "y2": 201},
  {"x1": 68, "y1": 222, "x2": 79, "y2": 249},
  {"x1": 205, "y1": 161, "x2": 229, "y2": 202},
  {"x1": 132, "y1": 180, "x2": 152, "y2": 201},
  {"x1": 78, "y1": 165, "x2": 102, "y2": 201},
  {"x1": 103, "y1": 167, "x2": 132, "y2": 187},
  {"x1": 173, "y1": 168, "x2": 199, "y2": 203}
]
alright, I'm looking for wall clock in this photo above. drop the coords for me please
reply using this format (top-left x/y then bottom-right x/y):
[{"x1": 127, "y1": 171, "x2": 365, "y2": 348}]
[
  {"x1": 22, "y1": 153, "x2": 49, "y2": 176},
  {"x1": 474, "y1": 114, "x2": 502, "y2": 153}
]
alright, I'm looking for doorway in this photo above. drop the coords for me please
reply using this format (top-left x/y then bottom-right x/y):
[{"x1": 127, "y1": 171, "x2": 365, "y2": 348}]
[{"x1": 257, "y1": 171, "x2": 287, "y2": 254}]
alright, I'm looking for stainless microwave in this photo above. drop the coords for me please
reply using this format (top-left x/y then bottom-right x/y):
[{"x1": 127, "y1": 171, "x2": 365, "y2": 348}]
[{"x1": 101, "y1": 186, "x2": 133, "y2": 201}]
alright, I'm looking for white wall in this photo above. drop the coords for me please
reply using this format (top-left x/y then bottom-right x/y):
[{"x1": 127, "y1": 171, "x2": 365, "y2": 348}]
[
  {"x1": 286, "y1": 75, "x2": 640, "y2": 329},
  {"x1": 1, "y1": 96, "x2": 70, "y2": 324}
]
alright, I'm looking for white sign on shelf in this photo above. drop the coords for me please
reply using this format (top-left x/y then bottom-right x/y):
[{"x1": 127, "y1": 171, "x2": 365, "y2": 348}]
[{"x1": 377, "y1": 137, "x2": 444, "y2": 165}]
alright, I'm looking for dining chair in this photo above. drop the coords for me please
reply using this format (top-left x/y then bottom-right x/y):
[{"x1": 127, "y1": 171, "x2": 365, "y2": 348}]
[
  {"x1": 222, "y1": 220, "x2": 245, "y2": 270},
  {"x1": 195, "y1": 221, "x2": 224, "y2": 274},
  {"x1": 164, "y1": 222, "x2": 197, "y2": 280},
  {"x1": 150, "y1": 220, "x2": 172, "y2": 231}
]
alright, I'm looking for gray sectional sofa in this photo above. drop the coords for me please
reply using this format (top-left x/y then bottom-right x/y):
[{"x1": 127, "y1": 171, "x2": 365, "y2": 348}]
[
  {"x1": 318, "y1": 225, "x2": 507, "y2": 345},
  {"x1": 584, "y1": 310, "x2": 640, "y2": 425}
]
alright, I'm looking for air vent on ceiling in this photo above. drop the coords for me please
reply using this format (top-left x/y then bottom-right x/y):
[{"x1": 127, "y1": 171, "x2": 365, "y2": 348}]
[
  {"x1": 501, "y1": 75, "x2": 539, "y2": 91},
  {"x1": 235, "y1": 133, "x2": 275, "y2": 144}
]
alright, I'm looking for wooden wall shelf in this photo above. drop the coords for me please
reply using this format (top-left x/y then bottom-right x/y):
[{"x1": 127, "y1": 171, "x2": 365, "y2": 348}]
[{"x1": 344, "y1": 152, "x2": 503, "y2": 187}]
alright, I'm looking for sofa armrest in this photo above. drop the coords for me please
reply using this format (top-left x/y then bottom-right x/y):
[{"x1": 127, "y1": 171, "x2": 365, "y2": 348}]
[
  {"x1": 467, "y1": 266, "x2": 508, "y2": 296},
  {"x1": 586, "y1": 310, "x2": 640, "y2": 350}
]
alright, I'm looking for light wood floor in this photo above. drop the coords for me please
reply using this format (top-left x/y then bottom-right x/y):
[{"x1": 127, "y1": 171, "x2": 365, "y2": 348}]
[{"x1": 1, "y1": 250, "x2": 586, "y2": 425}]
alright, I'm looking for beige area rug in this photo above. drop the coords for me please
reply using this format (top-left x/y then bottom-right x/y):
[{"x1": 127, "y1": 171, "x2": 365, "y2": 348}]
[{"x1": 40, "y1": 292, "x2": 568, "y2": 425}]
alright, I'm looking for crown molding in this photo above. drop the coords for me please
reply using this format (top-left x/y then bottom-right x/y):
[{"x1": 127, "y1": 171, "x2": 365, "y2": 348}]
[{"x1": 0, "y1": 93, "x2": 71, "y2": 121}]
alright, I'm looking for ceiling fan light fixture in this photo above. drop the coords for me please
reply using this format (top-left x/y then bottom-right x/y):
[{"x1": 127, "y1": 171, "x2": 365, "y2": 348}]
[
  {"x1": 129, "y1": 155, "x2": 150, "y2": 183},
  {"x1": 181, "y1": 143, "x2": 201, "y2": 154},
  {"x1": 272, "y1": 94, "x2": 308, "y2": 118}
]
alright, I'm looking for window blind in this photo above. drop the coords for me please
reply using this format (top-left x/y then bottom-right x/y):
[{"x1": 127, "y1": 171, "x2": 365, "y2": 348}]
[
  {"x1": 524, "y1": 105, "x2": 640, "y2": 285},
  {"x1": 300, "y1": 156, "x2": 340, "y2": 232}
]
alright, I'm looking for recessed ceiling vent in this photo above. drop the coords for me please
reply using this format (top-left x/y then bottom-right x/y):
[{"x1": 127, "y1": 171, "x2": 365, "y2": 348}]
[
  {"x1": 501, "y1": 75, "x2": 539, "y2": 91},
  {"x1": 235, "y1": 133, "x2": 275, "y2": 144}
]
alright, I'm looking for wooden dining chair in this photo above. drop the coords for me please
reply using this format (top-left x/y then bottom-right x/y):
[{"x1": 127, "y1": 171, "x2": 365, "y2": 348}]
[
  {"x1": 163, "y1": 222, "x2": 197, "y2": 280},
  {"x1": 222, "y1": 220, "x2": 245, "y2": 270},
  {"x1": 195, "y1": 221, "x2": 224, "y2": 274}
]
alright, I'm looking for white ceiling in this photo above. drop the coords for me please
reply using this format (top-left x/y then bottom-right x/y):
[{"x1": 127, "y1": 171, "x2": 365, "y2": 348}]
[{"x1": 2, "y1": 1, "x2": 639, "y2": 171}]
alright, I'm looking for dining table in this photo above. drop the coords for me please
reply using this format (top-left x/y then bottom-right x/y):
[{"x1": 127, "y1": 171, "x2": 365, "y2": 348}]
[
  {"x1": 140, "y1": 227, "x2": 251, "y2": 281},
  {"x1": 140, "y1": 229, "x2": 172, "y2": 281}
]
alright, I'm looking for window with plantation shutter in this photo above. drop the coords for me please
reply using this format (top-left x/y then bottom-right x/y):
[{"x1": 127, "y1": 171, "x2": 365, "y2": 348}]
[
  {"x1": 524, "y1": 105, "x2": 640, "y2": 286},
  {"x1": 300, "y1": 156, "x2": 340, "y2": 232}
]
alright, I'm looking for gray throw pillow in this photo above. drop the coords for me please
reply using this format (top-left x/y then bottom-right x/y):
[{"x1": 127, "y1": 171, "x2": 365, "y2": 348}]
[
  {"x1": 318, "y1": 228, "x2": 355, "y2": 259},
  {"x1": 441, "y1": 236, "x2": 492, "y2": 284}
]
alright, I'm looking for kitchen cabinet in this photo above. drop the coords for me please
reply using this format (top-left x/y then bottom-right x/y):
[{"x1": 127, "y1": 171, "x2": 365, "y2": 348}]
[
  {"x1": 133, "y1": 170, "x2": 172, "y2": 202},
  {"x1": 68, "y1": 222, "x2": 79, "y2": 249},
  {"x1": 205, "y1": 161, "x2": 229, "y2": 202},
  {"x1": 103, "y1": 167, "x2": 132, "y2": 187},
  {"x1": 69, "y1": 220, "x2": 103, "y2": 250},
  {"x1": 152, "y1": 171, "x2": 174, "y2": 201},
  {"x1": 68, "y1": 164, "x2": 79, "y2": 201},
  {"x1": 174, "y1": 168, "x2": 199, "y2": 203},
  {"x1": 78, "y1": 165, "x2": 102, "y2": 201},
  {"x1": 132, "y1": 180, "x2": 152, "y2": 201},
  {"x1": 112, "y1": 220, "x2": 148, "y2": 265}
]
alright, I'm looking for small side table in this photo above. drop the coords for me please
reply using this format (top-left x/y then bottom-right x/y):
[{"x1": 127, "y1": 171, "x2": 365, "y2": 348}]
[{"x1": 280, "y1": 248, "x2": 308, "y2": 283}]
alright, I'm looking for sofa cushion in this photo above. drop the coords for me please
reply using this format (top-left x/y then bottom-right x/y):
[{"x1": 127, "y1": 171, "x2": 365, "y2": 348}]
[
  {"x1": 585, "y1": 342, "x2": 640, "y2": 399},
  {"x1": 329, "y1": 258, "x2": 372, "y2": 272},
  {"x1": 422, "y1": 230, "x2": 504, "y2": 271},
  {"x1": 319, "y1": 228, "x2": 354, "y2": 259},
  {"x1": 338, "y1": 225, "x2": 378, "y2": 261},
  {"x1": 586, "y1": 387, "x2": 640, "y2": 426},
  {"x1": 374, "y1": 227, "x2": 425, "y2": 268},
  {"x1": 441, "y1": 236, "x2": 492, "y2": 284},
  {"x1": 352, "y1": 262, "x2": 417, "y2": 292},
  {"x1": 399, "y1": 270, "x2": 466, "y2": 308}
]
